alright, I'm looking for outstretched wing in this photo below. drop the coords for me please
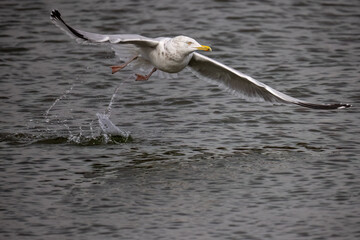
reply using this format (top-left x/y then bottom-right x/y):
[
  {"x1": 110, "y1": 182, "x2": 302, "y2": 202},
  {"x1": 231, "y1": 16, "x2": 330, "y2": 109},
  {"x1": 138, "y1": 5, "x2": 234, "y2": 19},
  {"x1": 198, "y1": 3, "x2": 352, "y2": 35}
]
[
  {"x1": 188, "y1": 52, "x2": 351, "y2": 110},
  {"x1": 50, "y1": 9, "x2": 159, "y2": 48}
]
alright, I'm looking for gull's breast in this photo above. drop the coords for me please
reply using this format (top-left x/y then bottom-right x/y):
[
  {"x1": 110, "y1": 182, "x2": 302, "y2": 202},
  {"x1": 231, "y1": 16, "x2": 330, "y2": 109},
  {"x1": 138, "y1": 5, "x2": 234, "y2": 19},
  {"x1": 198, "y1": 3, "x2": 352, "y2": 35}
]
[{"x1": 148, "y1": 44, "x2": 193, "y2": 73}]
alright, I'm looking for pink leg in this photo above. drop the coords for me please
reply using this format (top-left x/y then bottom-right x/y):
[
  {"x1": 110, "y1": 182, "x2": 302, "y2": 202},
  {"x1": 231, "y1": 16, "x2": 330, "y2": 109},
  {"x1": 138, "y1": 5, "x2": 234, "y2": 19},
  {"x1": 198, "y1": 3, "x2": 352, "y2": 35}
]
[
  {"x1": 111, "y1": 55, "x2": 138, "y2": 74},
  {"x1": 135, "y1": 68, "x2": 157, "y2": 81}
]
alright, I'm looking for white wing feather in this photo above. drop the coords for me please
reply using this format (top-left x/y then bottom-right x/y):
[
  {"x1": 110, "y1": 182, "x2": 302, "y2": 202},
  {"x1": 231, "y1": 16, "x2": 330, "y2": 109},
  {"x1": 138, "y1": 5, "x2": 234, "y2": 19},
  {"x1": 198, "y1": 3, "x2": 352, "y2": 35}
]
[
  {"x1": 189, "y1": 53, "x2": 351, "y2": 109},
  {"x1": 50, "y1": 10, "x2": 159, "y2": 47}
]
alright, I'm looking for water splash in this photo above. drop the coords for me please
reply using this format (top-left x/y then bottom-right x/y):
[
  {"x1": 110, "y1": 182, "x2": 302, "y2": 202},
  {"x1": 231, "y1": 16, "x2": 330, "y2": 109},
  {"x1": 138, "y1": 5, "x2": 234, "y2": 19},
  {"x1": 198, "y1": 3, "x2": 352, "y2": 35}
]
[
  {"x1": 41, "y1": 77, "x2": 131, "y2": 144},
  {"x1": 105, "y1": 86, "x2": 120, "y2": 116},
  {"x1": 44, "y1": 84, "x2": 74, "y2": 122},
  {"x1": 97, "y1": 84, "x2": 131, "y2": 141},
  {"x1": 96, "y1": 113, "x2": 130, "y2": 139}
]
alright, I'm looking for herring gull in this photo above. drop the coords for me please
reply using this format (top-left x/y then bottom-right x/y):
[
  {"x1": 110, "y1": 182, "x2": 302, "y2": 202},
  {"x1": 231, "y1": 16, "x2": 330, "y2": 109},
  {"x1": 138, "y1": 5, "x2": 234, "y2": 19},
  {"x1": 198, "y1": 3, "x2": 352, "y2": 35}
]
[{"x1": 50, "y1": 9, "x2": 351, "y2": 110}]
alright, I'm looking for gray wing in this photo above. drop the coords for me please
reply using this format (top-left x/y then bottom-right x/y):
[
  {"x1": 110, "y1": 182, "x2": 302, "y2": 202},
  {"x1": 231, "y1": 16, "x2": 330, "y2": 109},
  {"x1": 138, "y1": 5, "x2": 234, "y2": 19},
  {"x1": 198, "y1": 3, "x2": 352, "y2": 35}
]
[
  {"x1": 188, "y1": 52, "x2": 351, "y2": 110},
  {"x1": 50, "y1": 9, "x2": 159, "y2": 48}
]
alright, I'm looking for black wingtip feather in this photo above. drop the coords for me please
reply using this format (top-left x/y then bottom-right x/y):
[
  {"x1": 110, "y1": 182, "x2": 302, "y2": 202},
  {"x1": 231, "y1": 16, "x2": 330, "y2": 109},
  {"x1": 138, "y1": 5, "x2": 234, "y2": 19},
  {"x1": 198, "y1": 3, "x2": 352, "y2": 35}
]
[
  {"x1": 296, "y1": 102, "x2": 352, "y2": 110},
  {"x1": 50, "y1": 9, "x2": 88, "y2": 41},
  {"x1": 50, "y1": 9, "x2": 61, "y2": 20}
]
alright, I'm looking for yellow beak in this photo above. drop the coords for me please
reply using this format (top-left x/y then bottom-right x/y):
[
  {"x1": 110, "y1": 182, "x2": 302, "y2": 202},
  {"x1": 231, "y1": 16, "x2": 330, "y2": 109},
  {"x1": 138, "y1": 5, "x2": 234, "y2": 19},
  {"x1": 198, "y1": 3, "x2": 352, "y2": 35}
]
[{"x1": 197, "y1": 45, "x2": 212, "y2": 51}]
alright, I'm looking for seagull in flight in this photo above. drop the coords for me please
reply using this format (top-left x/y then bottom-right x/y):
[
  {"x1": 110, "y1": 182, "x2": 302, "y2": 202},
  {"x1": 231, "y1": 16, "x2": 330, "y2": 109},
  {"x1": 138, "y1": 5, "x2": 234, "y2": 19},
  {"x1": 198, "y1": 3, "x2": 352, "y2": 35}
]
[{"x1": 50, "y1": 9, "x2": 351, "y2": 110}]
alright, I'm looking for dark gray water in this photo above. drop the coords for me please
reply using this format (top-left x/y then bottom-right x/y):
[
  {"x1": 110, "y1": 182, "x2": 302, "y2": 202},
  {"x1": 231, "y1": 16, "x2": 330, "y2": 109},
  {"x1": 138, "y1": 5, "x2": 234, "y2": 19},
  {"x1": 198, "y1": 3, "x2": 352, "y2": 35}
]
[{"x1": 1, "y1": 0, "x2": 360, "y2": 239}]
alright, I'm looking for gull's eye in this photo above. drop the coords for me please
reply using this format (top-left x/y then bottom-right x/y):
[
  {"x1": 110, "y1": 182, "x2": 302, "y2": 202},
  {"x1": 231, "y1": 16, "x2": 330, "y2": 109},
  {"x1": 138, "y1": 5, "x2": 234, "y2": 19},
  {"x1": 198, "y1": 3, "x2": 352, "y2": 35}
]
[{"x1": 186, "y1": 41, "x2": 193, "y2": 45}]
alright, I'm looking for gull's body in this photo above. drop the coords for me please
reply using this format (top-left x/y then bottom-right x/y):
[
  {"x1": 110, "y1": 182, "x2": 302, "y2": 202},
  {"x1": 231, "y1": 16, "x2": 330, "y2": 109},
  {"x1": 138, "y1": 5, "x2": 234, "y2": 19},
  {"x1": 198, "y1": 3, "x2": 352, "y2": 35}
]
[
  {"x1": 144, "y1": 37, "x2": 194, "y2": 73},
  {"x1": 50, "y1": 10, "x2": 351, "y2": 110}
]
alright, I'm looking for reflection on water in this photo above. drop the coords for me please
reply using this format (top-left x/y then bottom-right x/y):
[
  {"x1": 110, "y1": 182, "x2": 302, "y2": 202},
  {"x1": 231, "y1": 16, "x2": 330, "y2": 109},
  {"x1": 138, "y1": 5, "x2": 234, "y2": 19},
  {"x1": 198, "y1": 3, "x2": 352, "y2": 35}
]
[{"x1": 0, "y1": 0, "x2": 359, "y2": 239}]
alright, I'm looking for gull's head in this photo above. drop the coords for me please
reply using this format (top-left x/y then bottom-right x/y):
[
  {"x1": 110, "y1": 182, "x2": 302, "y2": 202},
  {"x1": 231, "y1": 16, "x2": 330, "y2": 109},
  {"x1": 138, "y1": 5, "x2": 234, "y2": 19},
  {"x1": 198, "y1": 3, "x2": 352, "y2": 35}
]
[{"x1": 170, "y1": 36, "x2": 212, "y2": 55}]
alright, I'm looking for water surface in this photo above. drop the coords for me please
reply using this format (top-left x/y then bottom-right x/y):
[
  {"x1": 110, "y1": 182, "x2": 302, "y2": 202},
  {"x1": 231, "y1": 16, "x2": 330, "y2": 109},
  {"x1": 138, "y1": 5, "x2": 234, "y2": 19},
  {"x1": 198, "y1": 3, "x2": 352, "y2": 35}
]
[{"x1": 1, "y1": 0, "x2": 359, "y2": 239}]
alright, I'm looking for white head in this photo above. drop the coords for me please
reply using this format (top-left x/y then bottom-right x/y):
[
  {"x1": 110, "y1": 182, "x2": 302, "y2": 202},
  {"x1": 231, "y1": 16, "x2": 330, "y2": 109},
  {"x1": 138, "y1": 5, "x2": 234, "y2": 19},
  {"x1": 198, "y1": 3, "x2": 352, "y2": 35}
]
[{"x1": 170, "y1": 36, "x2": 212, "y2": 56}]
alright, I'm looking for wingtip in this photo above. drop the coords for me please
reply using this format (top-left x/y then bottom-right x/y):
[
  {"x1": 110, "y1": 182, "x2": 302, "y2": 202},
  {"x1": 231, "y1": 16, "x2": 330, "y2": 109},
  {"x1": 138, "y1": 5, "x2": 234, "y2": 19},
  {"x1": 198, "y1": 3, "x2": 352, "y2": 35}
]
[
  {"x1": 296, "y1": 102, "x2": 352, "y2": 110},
  {"x1": 49, "y1": 9, "x2": 88, "y2": 41},
  {"x1": 337, "y1": 103, "x2": 352, "y2": 109},
  {"x1": 50, "y1": 9, "x2": 61, "y2": 20}
]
